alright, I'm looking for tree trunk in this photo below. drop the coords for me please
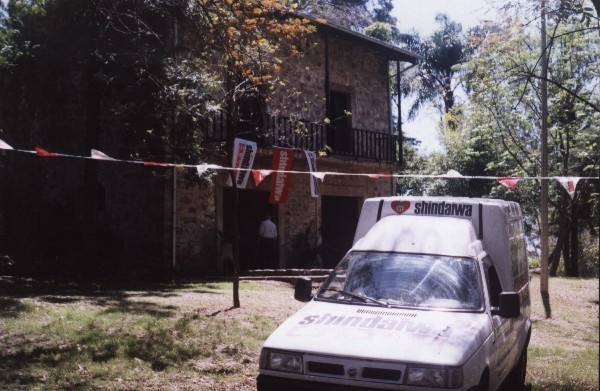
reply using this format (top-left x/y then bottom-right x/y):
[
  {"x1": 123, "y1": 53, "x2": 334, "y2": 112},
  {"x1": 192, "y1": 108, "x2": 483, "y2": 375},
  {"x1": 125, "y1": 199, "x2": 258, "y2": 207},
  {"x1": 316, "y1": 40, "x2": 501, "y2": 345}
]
[
  {"x1": 567, "y1": 201, "x2": 579, "y2": 277},
  {"x1": 549, "y1": 210, "x2": 569, "y2": 277},
  {"x1": 226, "y1": 61, "x2": 241, "y2": 308}
]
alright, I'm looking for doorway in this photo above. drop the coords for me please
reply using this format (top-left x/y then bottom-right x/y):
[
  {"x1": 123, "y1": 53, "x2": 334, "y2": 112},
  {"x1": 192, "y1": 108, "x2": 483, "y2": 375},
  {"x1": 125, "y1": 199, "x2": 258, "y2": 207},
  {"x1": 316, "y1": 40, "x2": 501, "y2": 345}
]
[
  {"x1": 328, "y1": 90, "x2": 353, "y2": 154},
  {"x1": 321, "y1": 195, "x2": 360, "y2": 268},
  {"x1": 223, "y1": 189, "x2": 274, "y2": 271}
]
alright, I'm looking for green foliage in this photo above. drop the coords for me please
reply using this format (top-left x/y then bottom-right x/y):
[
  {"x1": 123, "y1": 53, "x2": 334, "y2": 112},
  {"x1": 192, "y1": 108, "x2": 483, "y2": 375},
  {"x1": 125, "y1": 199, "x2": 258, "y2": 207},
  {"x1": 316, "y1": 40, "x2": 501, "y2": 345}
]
[{"x1": 364, "y1": 21, "x2": 392, "y2": 42}]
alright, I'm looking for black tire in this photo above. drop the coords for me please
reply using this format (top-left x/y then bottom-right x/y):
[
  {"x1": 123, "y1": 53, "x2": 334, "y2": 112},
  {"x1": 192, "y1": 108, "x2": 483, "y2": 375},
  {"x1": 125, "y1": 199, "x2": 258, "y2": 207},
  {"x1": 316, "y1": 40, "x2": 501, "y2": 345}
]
[{"x1": 501, "y1": 346, "x2": 527, "y2": 391}]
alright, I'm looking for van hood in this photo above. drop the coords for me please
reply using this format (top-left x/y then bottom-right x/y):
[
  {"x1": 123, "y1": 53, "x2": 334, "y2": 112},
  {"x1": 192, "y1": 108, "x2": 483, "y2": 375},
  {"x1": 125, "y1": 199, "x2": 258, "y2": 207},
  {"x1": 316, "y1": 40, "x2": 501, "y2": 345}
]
[{"x1": 263, "y1": 301, "x2": 491, "y2": 366}]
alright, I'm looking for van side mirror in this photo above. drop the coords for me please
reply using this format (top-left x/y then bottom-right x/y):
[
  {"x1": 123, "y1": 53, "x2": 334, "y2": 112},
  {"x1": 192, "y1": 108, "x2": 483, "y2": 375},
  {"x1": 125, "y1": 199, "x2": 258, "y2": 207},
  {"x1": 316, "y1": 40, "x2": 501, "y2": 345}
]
[
  {"x1": 294, "y1": 277, "x2": 313, "y2": 302},
  {"x1": 492, "y1": 292, "x2": 520, "y2": 318}
]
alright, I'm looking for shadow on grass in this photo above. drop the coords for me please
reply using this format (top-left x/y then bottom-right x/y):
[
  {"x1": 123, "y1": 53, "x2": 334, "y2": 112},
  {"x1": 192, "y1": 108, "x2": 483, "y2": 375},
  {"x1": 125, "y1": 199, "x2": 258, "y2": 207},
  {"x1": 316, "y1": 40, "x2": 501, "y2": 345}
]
[{"x1": 0, "y1": 275, "x2": 219, "y2": 318}]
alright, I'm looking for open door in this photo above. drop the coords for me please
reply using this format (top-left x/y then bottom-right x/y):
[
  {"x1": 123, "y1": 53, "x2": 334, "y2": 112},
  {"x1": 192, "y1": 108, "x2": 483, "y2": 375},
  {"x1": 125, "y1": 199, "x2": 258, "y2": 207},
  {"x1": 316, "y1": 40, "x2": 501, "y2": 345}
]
[
  {"x1": 223, "y1": 189, "x2": 275, "y2": 271},
  {"x1": 321, "y1": 195, "x2": 360, "y2": 268}
]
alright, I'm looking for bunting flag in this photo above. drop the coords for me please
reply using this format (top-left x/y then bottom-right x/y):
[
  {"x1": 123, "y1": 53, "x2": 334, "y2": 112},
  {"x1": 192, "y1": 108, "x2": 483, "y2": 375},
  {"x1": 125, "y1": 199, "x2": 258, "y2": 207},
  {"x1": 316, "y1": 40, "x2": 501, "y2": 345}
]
[
  {"x1": 497, "y1": 177, "x2": 523, "y2": 190},
  {"x1": 311, "y1": 172, "x2": 327, "y2": 181},
  {"x1": 0, "y1": 138, "x2": 13, "y2": 150},
  {"x1": 557, "y1": 177, "x2": 581, "y2": 199},
  {"x1": 91, "y1": 149, "x2": 116, "y2": 160},
  {"x1": 269, "y1": 147, "x2": 294, "y2": 204},
  {"x1": 35, "y1": 147, "x2": 59, "y2": 157},
  {"x1": 226, "y1": 138, "x2": 257, "y2": 189},
  {"x1": 443, "y1": 169, "x2": 463, "y2": 177},
  {"x1": 196, "y1": 163, "x2": 222, "y2": 177},
  {"x1": 304, "y1": 150, "x2": 319, "y2": 198},
  {"x1": 252, "y1": 169, "x2": 272, "y2": 186}
]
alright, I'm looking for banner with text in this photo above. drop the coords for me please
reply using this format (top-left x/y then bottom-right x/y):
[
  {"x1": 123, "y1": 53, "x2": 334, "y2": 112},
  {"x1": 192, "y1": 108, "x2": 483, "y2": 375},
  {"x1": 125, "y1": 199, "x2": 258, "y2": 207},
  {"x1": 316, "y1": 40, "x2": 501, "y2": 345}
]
[
  {"x1": 269, "y1": 147, "x2": 294, "y2": 204},
  {"x1": 226, "y1": 138, "x2": 257, "y2": 189}
]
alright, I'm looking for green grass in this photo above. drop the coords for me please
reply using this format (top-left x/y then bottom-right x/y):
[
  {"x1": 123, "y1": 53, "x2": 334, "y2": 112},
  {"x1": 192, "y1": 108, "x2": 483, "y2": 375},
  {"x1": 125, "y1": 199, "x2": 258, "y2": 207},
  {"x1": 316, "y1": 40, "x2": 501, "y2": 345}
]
[{"x1": 1, "y1": 275, "x2": 598, "y2": 390}]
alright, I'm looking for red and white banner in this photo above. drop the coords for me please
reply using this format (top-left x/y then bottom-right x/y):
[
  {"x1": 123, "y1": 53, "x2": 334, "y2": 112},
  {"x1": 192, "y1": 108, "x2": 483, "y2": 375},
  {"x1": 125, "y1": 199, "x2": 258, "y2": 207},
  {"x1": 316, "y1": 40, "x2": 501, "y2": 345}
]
[
  {"x1": 226, "y1": 138, "x2": 257, "y2": 189},
  {"x1": 304, "y1": 150, "x2": 319, "y2": 198},
  {"x1": 269, "y1": 147, "x2": 294, "y2": 204},
  {"x1": 558, "y1": 177, "x2": 581, "y2": 199}
]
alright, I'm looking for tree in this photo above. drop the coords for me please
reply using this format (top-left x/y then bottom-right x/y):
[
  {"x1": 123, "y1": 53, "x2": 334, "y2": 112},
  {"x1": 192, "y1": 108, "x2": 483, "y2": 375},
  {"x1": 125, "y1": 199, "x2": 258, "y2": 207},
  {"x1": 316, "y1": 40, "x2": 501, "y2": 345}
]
[
  {"x1": 398, "y1": 14, "x2": 472, "y2": 128},
  {"x1": 0, "y1": 0, "x2": 315, "y2": 305},
  {"x1": 461, "y1": 0, "x2": 599, "y2": 277}
]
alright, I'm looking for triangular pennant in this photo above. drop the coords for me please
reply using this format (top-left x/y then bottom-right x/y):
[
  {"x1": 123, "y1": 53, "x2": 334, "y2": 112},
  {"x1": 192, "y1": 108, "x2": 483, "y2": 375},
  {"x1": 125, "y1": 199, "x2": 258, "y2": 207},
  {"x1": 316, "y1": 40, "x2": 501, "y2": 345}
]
[
  {"x1": 442, "y1": 169, "x2": 463, "y2": 177},
  {"x1": 35, "y1": 147, "x2": 59, "y2": 157},
  {"x1": 497, "y1": 177, "x2": 523, "y2": 190},
  {"x1": 311, "y1": 172, "x2": 326, "y2": 181},
  {"x1": 557, "y1": 177, "x2": 581, "y2": 199},
  {"x1": 252, "y1": 169, "x2": 272, "y2": 186},
  {"x1": 0, "y1": 138, "x2": 14, "y2": 150},
  {"x1": 196, "y1": 163, "x2": 221, "y2": 177},
  {"x1": 90, "y1": 149, "x2": 116, "y2": 160}
]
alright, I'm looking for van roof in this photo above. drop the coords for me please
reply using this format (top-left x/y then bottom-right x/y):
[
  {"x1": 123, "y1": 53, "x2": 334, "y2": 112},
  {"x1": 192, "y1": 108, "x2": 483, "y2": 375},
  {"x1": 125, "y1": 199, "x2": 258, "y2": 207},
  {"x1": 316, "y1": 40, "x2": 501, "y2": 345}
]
[{"x1": 352, "y1": 215, "x2": 480, "y2": 258}]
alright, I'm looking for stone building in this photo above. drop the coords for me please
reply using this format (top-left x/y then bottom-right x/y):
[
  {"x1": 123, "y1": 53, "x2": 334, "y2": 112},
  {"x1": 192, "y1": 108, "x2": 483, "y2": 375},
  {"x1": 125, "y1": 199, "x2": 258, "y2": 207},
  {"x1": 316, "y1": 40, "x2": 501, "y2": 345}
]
[{"x1": 165, "y1": 20, "x2": 419, "y2": 273}]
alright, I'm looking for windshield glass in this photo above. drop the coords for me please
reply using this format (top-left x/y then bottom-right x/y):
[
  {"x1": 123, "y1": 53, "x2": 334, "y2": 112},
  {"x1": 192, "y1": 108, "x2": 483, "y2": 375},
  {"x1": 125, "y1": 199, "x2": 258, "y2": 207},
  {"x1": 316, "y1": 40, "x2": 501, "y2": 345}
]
[{"x1": 317, "y1": 252, "x2": 483, "y2": 311}]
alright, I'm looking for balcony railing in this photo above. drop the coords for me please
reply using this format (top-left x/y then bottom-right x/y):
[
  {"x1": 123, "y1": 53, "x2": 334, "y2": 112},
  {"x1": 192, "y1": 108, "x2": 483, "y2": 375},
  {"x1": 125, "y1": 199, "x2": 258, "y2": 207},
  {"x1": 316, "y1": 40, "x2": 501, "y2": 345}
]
[{"x1": 204, "y1": 111, "x2": 399, "y2": 163}]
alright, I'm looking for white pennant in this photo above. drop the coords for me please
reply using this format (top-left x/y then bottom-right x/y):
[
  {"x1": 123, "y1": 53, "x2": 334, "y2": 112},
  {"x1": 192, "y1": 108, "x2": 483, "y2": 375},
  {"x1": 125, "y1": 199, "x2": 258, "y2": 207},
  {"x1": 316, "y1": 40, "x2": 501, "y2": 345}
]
[
  {"x1": 90, "y1": 149, "x2": 116, "y2": 160},
  {"x1": 311, "y1": 172, "x2": 326, "y2": 181},
  {"x1": 443, "y1": 169, "x2": 463, "y2": 177},
  {"x1": 557, "y1": 177, "x2": 581, "y2": 199},
  {"x1": 0, "y1": 138, "x2": 14, "y2": 150},
  {"x1": 196, "y1": 163, "x2": 222, "y2": 177}
]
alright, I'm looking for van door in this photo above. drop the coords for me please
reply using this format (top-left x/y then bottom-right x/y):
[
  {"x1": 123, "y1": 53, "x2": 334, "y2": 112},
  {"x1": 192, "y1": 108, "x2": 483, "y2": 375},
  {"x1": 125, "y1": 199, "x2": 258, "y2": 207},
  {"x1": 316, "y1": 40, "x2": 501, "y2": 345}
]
[{"x1": 483, "y1": 256, "x2": 515, "y2": 388}]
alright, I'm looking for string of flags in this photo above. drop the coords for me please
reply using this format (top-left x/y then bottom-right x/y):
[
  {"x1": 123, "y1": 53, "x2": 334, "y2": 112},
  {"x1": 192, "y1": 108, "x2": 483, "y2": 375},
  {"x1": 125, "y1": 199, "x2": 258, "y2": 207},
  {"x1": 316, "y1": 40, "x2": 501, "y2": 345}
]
[{"x1": 1, "y1": 138, "x2": 598, "y2": 202}]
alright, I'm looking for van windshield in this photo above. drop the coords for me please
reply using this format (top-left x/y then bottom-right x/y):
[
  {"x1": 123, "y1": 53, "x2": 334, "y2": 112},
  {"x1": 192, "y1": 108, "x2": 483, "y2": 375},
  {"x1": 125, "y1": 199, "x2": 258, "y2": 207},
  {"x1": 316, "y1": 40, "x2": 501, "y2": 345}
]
[{"x1": 317, "y1": 252, "x2": 483, "y2": 311}]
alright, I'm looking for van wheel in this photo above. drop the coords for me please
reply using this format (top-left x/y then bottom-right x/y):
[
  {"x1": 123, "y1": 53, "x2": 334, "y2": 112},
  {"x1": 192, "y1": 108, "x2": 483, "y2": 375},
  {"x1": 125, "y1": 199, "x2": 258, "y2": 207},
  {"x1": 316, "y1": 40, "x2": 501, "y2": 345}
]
[
  {"x1": 502, "y1": 347, "x2": 527, "y2": 391},
  {"x1": 467, "y1": 370, "x2": 489, "y2": 391}
]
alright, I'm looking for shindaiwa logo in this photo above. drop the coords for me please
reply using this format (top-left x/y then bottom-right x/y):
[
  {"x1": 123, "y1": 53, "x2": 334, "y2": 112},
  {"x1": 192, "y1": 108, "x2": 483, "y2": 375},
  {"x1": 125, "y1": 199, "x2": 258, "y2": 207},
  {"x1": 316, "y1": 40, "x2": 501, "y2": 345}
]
[
  {"x1": 298, "y1": 313, "x2": 452, "y2": 338},
  {"x1": 414, "y1": 201, "x2": 473, "y2": 217}
]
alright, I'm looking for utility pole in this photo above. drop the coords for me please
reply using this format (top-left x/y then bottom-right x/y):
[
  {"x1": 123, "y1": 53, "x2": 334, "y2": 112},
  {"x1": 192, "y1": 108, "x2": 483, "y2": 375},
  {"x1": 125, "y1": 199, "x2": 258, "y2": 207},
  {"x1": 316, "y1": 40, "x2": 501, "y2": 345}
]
[
  {"x1": 171, "y1": 15, "x2": 179, "y2": 274},
  {"x1": 540, "y1": 0, "x2": 551, "y2": 318}
]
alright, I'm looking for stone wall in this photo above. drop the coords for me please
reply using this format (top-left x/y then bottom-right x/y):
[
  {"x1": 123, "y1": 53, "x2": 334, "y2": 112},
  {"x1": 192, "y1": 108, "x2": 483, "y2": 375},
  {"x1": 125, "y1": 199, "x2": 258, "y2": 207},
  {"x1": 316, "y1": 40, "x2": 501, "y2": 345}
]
[{"x1": 272, "y1": 33, "x2": 391, "y2": 132}]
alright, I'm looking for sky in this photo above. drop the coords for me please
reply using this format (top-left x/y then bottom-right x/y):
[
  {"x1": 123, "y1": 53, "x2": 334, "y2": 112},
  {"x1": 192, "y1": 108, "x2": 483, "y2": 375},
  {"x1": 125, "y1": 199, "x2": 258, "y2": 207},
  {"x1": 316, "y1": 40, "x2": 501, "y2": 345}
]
[{"x1": 391, "y1": 0, "x2": 498, "y2": 153}]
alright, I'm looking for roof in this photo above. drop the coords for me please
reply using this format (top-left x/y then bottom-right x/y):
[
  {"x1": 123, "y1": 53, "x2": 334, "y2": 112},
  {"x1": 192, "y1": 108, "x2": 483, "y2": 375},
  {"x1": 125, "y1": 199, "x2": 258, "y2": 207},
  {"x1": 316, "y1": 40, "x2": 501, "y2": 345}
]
[{"x1": 299, "y1": 14, "x2": 419, "y2": 63}]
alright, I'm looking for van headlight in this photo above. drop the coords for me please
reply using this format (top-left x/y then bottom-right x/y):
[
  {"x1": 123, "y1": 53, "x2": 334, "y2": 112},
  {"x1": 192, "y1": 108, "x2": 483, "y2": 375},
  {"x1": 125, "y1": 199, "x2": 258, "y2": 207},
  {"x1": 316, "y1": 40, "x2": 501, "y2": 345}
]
[
  {"x1": 406, "y1": 365, "x2": 463, "y2": 388},
  {"x1": 260, "y1": 349, "x2": 303, "y2": 373}
]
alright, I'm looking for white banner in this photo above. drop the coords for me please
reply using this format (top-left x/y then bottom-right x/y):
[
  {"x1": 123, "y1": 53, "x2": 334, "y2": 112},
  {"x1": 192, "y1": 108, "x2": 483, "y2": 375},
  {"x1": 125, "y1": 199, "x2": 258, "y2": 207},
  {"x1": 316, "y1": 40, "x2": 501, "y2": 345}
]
[
  {"x1": 304, "y1": 150, "x2": 319, "y2": 198},
  {"x1": 226, "y1": 138, "x2": 257, "y2": 189}
]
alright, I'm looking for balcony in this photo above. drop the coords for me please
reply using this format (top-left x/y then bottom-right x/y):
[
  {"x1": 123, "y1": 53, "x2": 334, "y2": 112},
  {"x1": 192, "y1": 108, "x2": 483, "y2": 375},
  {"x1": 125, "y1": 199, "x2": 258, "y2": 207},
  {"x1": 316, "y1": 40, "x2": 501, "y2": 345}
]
[{"x1": 203, "y1": 112, "x2": 400, "y2": 163}]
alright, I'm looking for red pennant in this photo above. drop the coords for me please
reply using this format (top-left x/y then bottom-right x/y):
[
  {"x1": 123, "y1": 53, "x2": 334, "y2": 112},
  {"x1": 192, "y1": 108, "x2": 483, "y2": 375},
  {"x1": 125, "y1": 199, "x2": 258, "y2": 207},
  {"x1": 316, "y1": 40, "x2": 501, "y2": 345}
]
[
  {"x1": 35, "y1": 147, "x2": 59, "y2": 157},
  {"x1": 497, "y1": 177, "x2": 523, "y2": 190},
  {"x1": 252, "y1": 169, "x2": 272, "y2": 187}
]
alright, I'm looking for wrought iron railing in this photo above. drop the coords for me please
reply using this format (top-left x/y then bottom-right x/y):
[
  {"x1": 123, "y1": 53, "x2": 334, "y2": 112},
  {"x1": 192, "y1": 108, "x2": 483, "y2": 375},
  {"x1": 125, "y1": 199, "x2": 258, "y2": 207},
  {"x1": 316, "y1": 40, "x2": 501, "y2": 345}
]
[{"x1": 203, "y1": 111, "x2": 399, "y2": 163}]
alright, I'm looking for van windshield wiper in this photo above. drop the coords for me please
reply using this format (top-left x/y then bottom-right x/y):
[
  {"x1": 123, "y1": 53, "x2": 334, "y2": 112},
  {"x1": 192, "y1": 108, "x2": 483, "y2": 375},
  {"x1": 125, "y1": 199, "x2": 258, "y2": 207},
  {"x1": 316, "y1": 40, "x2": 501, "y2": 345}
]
[{"x1": 320, "y1": 288, "x2": 388, "y2": 307}]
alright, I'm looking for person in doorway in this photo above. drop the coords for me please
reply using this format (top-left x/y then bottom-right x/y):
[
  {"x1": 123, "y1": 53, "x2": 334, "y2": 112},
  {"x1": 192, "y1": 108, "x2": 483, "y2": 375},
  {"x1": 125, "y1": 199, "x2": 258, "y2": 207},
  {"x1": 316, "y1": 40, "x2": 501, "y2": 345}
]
[{"x1": 257, "y1": 214, "x2": 277, "y2": 269}]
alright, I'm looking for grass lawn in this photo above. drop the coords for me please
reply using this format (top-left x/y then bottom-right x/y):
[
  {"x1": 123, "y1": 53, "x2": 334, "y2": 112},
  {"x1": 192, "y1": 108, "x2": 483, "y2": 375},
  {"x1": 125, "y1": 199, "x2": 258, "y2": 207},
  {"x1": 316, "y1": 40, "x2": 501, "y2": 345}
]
[{"x1": 0, "y1": 274, "x2": 598, "y2": 390}]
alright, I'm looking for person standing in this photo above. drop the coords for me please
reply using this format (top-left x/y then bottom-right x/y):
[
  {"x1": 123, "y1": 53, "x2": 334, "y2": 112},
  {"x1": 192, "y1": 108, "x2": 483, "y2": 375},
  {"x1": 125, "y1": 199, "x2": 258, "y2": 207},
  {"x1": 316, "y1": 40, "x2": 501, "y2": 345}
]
[{"x1": 257, "y1": 214, "x2": 277, "y2": 269}]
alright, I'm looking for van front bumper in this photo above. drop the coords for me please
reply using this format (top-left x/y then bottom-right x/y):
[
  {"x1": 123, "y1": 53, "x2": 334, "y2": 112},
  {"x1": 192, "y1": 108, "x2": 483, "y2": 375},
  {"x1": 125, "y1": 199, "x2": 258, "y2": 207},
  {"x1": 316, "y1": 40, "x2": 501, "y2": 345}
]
[{"x1": 257, "y1": 374, "x2": 388, "y2": 391}]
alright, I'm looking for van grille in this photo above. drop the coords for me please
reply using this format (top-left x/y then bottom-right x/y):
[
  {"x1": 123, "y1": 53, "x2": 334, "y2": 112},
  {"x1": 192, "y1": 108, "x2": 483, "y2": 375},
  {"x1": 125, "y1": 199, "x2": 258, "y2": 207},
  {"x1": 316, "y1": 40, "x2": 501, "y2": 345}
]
[
  {"x1": 362, "y1": 367, "x2": 402, "y2": 381},
  {"x1": 307, "y1": 361, "x2": 344, "y2": 376}
]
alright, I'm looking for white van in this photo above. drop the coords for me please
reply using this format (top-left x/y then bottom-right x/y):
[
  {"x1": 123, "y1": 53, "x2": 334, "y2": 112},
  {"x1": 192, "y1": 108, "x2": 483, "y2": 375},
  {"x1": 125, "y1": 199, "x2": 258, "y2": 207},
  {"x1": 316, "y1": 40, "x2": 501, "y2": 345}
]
[{"x1": 258, "y1": 197, "x2": 531, "y2": 391}]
